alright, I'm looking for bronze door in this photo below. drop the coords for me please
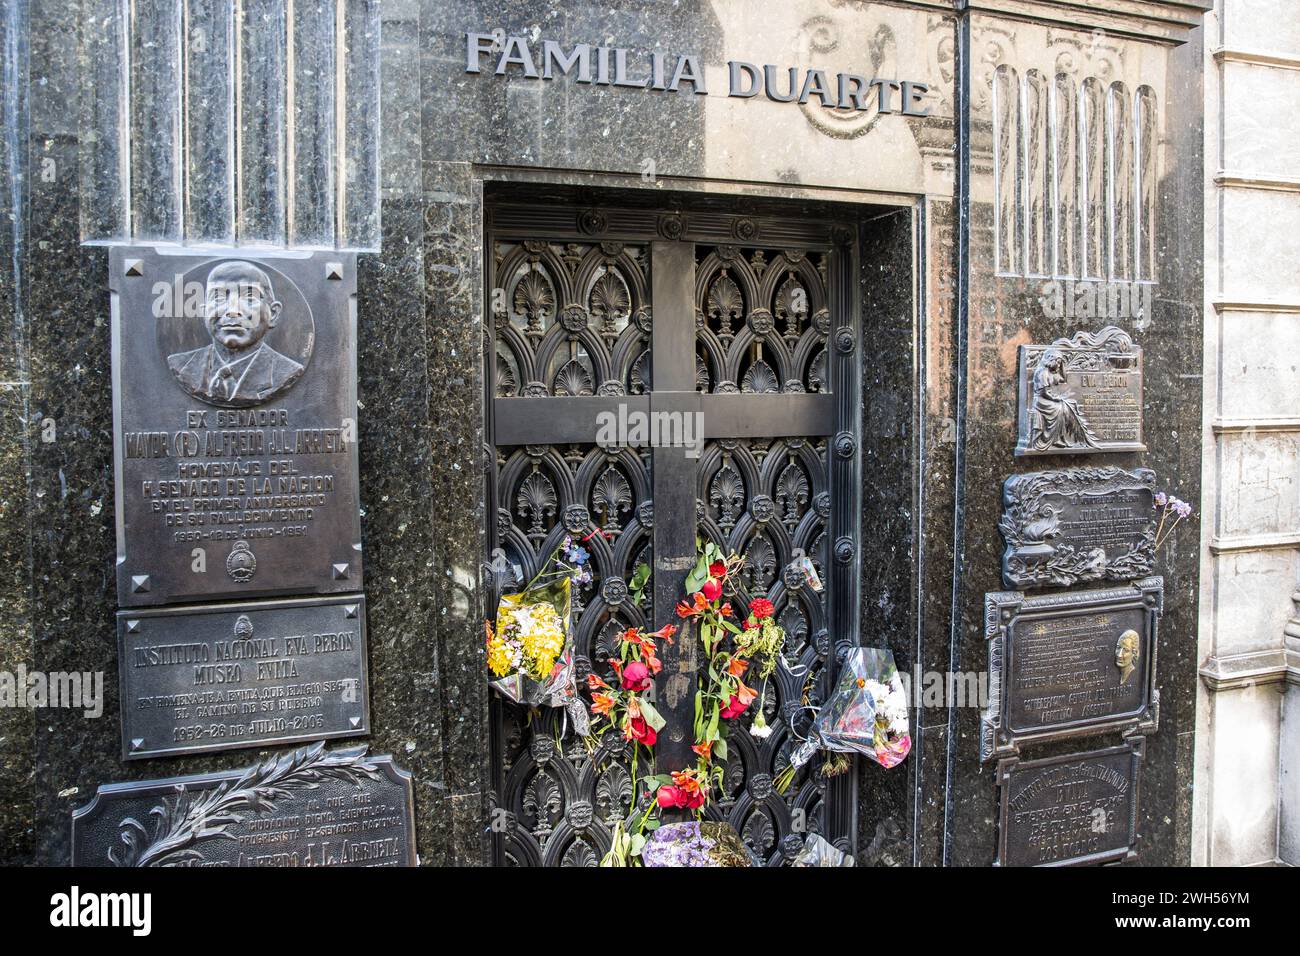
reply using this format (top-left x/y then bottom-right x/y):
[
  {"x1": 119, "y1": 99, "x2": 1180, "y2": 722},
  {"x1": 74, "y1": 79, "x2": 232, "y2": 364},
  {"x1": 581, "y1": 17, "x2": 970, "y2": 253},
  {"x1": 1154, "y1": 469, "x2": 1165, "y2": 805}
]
[{"x1": 486, "y1": 200, "x2": 861, "y2": 866}]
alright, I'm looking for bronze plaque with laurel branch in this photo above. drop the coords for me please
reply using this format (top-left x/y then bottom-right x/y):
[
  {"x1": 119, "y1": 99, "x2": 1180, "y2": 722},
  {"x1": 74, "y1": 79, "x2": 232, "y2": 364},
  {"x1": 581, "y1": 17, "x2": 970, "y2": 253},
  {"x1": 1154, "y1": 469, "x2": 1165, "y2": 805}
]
[{"x1": 71, "y1": 744, "x2": 415, "y2": 867}]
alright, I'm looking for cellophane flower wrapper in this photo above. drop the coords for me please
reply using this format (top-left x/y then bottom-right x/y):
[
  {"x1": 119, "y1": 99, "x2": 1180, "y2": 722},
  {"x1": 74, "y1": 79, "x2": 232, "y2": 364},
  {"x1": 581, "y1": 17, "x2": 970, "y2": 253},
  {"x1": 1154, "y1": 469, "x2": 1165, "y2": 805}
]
[
  {"x1": 791, "y1": 833, "x2": 855, "y2": 867},
  {"x1": 790, "y1": 646, "x2": 911, "y2": 771},
  {"x1": 640, "y1": 822, "x2": 758, "y2": 868},
  {"x1": 488, "y1": 577, "x2": 590, "y2": 735}
]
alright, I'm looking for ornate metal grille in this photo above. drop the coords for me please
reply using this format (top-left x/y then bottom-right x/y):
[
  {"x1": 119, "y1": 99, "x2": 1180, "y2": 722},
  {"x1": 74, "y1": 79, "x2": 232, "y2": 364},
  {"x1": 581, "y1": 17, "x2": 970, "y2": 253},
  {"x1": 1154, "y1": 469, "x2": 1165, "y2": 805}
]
[{"x1": 486, "y1": 202, "x2": 860, "y2": 866}]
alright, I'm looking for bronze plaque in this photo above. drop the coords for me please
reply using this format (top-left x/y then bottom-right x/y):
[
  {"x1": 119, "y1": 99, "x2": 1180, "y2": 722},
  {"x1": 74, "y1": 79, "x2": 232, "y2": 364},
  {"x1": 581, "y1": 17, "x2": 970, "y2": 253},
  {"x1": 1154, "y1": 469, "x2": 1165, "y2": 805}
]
[
  {"x1": 117, "y1": 596, "x2": 369, "y2": 760},
  {"x1": 981, "y1": 578, "x2": 1161, "y2": 761},
  {"x1": 72, "y1": 745, "x2": 416, "y2": 867},
  {"x1": 111, "y1": 247, "x2": 361, "y2": 606},
  {"x1": 996, "y1": 739, "x2": 1143, "y2": 867},
  {"x1": 1000, "y1": 466, "x2": 1156, "y2": 589},
  {"x1": 1016, "y1": 326, "x2": 1145, "y2": 456}
]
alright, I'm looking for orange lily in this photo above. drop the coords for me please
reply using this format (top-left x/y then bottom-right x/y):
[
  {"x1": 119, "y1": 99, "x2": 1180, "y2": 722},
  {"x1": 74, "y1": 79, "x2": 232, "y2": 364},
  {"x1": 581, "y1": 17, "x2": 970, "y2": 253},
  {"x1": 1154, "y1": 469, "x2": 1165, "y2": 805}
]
[
  {"x1": 591, "y1": 693, "x2": 616, "y2": 716},
  {"x1": 735, "y1": 677, "x2": 758, "y2": 707},
  {"x1": 676, "y1": 591, "x2": 708, "y2": 618},
  {"x1": 691, "y1": 740, "x2": 714, "y2": 762},
  {"x1": 649, "y1": 623, "x2": 677, "y2": 645},
  {"x1": 727, "y1": 656, "x2": 750, "y2": 678}
]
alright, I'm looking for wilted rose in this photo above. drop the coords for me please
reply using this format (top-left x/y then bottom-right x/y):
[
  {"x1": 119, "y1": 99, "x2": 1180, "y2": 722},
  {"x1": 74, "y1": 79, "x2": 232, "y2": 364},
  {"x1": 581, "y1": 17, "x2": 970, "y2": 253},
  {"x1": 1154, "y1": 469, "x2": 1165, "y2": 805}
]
[{"x1": 621, "y1": 661, "x2": 652, "y2": 692}]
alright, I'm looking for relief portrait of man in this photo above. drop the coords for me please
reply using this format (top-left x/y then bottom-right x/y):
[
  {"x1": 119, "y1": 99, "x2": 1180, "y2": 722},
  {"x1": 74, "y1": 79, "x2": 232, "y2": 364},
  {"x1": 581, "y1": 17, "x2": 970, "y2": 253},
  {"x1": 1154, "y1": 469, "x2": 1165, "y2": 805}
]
[{"x1": 167, "y1": 260, "x2": 306, "y2": 407}]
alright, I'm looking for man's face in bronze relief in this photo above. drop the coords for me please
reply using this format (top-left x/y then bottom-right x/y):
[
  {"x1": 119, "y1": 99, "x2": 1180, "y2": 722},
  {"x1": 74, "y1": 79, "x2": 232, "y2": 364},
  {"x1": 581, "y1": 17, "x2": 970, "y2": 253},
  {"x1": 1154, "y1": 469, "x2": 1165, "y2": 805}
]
[{"x1": 204, "y1": 261, "x2": 282, "y2": 354}]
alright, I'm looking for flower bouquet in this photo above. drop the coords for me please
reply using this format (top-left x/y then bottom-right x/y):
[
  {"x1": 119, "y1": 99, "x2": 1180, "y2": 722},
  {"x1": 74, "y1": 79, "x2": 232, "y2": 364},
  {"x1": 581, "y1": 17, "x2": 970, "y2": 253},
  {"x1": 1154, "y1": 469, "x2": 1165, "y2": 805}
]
[
  {"x1": 485, "y1": 535, "x2": 598, "y2": 734},
  {"x1": 791, "y1": 833, "x2": 855, "y2": 867},
  {"x1": 777, "y1": 647, "x2": 911, "y2": 792},
  {"x1": 671, "y1": 541, "x2": 787, "y2": 801},
  {"x1": 640, "y1": 821, "x2": 757, "y2": 867}
]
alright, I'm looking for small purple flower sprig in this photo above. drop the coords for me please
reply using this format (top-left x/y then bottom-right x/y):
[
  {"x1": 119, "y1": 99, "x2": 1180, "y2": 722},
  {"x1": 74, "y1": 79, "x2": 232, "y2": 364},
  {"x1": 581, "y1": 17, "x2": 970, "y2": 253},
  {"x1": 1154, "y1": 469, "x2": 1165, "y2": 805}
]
[
  {"x1": 559, "y1": 534, "x2": 593, "y2": 586},
  {"x1": 1153, "y1": 491, "x2": 1193, "y2": 550}
]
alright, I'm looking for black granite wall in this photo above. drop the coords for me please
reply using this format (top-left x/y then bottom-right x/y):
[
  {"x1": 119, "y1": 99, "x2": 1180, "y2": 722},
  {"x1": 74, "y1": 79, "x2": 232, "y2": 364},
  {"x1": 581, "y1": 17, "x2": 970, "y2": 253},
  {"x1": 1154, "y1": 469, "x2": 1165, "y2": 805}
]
[{"x1": 0, "y1": 0, "x2": 1203, "y2": 866}]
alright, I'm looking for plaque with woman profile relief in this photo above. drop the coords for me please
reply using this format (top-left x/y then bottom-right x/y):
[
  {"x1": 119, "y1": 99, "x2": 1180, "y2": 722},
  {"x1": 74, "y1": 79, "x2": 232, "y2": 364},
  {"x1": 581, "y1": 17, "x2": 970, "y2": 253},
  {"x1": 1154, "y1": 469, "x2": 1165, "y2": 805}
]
[
  {"x1": 1015, "y1": 326, "x2": 1145, "y2": 456},
  {"x1": 980, "y1": 577, "x2": 1161, "y2": 762},
  {"x1": 111, "y1": 247, "x2": 362, "y2": 606}
]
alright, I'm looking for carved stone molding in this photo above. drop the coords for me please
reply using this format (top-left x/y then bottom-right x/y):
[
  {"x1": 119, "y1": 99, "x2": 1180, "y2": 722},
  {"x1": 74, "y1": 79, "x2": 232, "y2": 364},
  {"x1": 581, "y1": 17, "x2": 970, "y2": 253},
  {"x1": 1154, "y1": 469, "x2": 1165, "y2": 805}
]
[
  {"x1": 966, "y1": 0, "x2": 1210, "y2": 46},
  {"x1": 1199, "y1": 649, "x2": 1291, "y2": 693}
]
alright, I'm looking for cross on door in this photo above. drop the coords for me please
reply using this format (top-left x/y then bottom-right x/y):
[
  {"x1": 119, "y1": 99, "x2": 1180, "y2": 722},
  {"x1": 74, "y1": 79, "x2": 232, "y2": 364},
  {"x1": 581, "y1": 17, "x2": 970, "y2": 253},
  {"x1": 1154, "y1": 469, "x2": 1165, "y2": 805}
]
[{"x1": 493, "y1": 238, "x2": 846, "y2": 770}]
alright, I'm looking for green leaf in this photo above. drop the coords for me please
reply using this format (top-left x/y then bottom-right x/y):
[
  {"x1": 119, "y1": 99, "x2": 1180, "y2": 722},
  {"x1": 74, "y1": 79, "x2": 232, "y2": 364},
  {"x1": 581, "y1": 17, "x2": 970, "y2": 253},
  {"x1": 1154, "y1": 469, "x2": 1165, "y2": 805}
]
[
  {"x1": 639, "y1": 698, "x2": 667, "y2": 733},
  {"x1": 630, "y1": 563, "x2": 651, "y2": 589},
  {"x1": 714, "y1": 738, "x2": 728, "y2": 761},
  {"x1": 630, "y1": 834, "x2": 646, "y2": 855},
  {"x1": 685, "y1": 555, "x2": 709, "y2": 593}
]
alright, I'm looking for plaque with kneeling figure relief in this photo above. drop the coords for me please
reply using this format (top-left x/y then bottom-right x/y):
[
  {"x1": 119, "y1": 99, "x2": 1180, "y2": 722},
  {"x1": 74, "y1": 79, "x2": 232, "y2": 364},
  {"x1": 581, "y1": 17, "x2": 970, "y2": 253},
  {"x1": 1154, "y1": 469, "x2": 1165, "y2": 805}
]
[
  {"x1": 72, "y1": 744, "x2": 415, "y2": 867},
  {"x1": 981, "y1": 577, "x2": 1161, "y2": 762},
  {"x1": 111, "y1": 247, "x2": 361, "y2": 606},
  {"x1": 996, "y1": 738, "x2": 1143, "y2": 867},
  {"x1": 1015, "y1": 326, "x2": 1145, "y2": 456},
  {"x1": 117, "y1": 596, "x2": 369, "y2": 760}
]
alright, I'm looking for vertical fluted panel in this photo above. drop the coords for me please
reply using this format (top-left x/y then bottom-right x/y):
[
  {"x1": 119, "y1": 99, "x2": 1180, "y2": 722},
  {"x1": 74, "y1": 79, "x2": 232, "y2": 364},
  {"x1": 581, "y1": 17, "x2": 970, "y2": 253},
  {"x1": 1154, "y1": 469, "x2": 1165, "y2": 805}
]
[
  {"x1": 78, "y1": 0, "x2": 378, "y2": 249},
  {"x1": 236, "y1": 0, "x2": 287, "y2": 245},
  {"x1": 991, "y1": 67, "x2": 1155, "y2": 282},
  {"x1": 129, "y1": 0, "x2": 184, "y2": 241},
  {"x1": 1135, "y1": 86, "x2": 1158, "y2": 283},
  {"x1": 993, "y1": 64, "x2": 1020, "y2": 276},
  {"x1": 184, "y1": 0, "x2": 236, "y2": 244},
  {"x1": 1051, "y1": 73, "x2": 1077, "y2": 279},
  {"x1": 79, "y1": 0, "x2": 130, "y2": 240},
  {"x1": 288, "y1": 0, "x2": 335, "y2": 247},
  {"x1": 340, "y1": 0, "x2": 379, "y2": 249},
  {"x1": 1079, "y1": 77, "x2": 1106, "y2": 280},
  {"x1": 1106, "y1": 82, "x2": 1134, "y2": 281},
  {"x1": 1023, "y1": 69, "x2": 1049, "y2": 277}
]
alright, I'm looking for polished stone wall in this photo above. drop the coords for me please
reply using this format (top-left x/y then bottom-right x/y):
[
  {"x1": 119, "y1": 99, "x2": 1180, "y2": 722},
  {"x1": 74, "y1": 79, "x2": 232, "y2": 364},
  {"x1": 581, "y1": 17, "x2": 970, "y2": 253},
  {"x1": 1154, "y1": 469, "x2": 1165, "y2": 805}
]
[
  {"x1": 0, "y1": 0, "x2": 1207, "y2": 865},
  {"x1": 1196, "y1": 0, "x2": 1300, "y2": 868}
]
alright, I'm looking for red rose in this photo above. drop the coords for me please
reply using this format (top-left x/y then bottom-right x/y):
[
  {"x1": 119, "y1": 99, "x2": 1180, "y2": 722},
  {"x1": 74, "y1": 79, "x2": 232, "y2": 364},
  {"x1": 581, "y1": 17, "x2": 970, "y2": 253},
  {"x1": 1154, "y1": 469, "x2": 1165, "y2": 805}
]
[
  {"x1": 684, "y1": 787, "x2": 708, "y2": 810},
  {"x1": 621, "y1": 661, "x2": 652, "y2": 692},
  {"x1": 701, "y1": 578, "x2": 723, "y2": 602},
  {"x1": 720, "y1": 694, "x2": 749, "y2": 719},
  {"x1": 657, "y1": 785, "x2": 684, "y2": 808},
  {"x1": 708, "y1": 560, "x2": 727, "y2": 579},
  {"x1": 749, "y1": 598, "x2": 775, "y2": 619},
  {"x1": 627, "y1": 716, "x2": 657, "y2": 747}
]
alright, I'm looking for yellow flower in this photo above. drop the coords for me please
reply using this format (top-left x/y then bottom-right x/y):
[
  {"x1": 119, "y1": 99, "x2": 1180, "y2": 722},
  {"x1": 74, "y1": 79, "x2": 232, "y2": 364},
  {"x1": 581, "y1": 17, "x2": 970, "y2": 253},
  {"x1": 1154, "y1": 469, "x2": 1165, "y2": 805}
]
[
  {"x1": 511, "y1": 601, "x2": 567, "y2": 680},
  {"x1": 486, "y1": 633, "x2": 515, "y2": 677}
]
